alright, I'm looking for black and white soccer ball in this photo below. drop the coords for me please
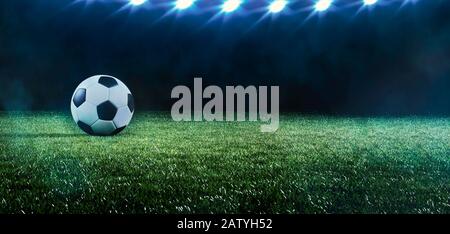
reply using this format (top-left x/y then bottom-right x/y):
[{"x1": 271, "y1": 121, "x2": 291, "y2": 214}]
[{"x1": 71, "y1": 75, "x2": 134, "y2": 136}]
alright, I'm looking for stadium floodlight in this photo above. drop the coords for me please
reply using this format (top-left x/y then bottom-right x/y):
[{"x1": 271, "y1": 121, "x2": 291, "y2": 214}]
[
  {"x1": 269, "y1": 0, "x2": 288, "y2": 13},
  {"x1": 315, "y1": 0, "x2": 332, "y2": 12},
  {"x1": 176, "y1": 0, "x2": 195, "y2": 10},
  {"x1": 363, "y1": 0, "x2": 378, "y2": 5},
  {"x1": 130, "y1": 0, "x2": 146, "y2": 6},
  {"x1": 222, "y1": 0, "x2": 242, "y2": 13}
]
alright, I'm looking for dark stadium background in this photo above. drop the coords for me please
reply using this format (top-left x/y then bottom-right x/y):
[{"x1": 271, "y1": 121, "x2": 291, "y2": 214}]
[{"x1": 1, "y1": 0, "x2": 450, "y2": 115}]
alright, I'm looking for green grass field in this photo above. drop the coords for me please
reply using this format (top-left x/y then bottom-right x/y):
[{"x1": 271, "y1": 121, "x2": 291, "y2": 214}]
[{"x1": 0, "y1": 112, "x2": 450, "y2": 214}]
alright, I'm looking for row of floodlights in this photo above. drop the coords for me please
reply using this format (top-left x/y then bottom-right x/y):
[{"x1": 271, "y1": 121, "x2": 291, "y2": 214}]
[{"x1": 128, "y1": 0, "x2": 380, "y2": 13}]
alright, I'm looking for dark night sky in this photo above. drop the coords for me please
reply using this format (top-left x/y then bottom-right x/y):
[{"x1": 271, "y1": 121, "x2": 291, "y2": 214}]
[{"x1": 1, "y1": 0, "x2": 450, "y2": 115}]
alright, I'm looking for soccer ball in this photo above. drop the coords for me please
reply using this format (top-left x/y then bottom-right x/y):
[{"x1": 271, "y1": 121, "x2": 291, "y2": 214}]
[{"x1": 71, "y1": 75, "x2": 134, "y2": 136}]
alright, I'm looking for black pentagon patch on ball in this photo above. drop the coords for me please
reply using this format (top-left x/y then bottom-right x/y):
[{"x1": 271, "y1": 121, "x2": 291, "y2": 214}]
[
  {"x1": 98, "y1": 76, "x2": 118, "y2": 88},
  {"x1": 128, "y1": 94, "x2": 135, "y2": 113},
  {"x1": 97, "y1": 101, "x2": 118, "y2": 121},
  {"x1": 112, "y1": 126, "x2": 126, "y2": 135},
  {"x1": 73, "y1": 88, "x2": 86, "y2": 108},
  {"x1": 77, "y1": 121, "x2": 94, "y2": 135}
]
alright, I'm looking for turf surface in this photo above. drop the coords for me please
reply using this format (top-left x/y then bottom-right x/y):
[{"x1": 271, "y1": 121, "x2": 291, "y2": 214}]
[{"x1": 0, "y1": 112, "x2": 449, "y2": 214}]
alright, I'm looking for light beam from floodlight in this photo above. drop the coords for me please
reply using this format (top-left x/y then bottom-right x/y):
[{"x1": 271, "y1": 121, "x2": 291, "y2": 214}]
[
  {"x1": 130, "y1": 0, "x2": 146, "y2": 6},
  {"x1": 315, "y1": 0, "x2": 332, "y2": 12},
  {"x1": 222, "y1": 0, "x2": 242, "y2": 13},
  {"x1": 269, "y1": 0, "x2": 288, "y2": 13},
  {"x1": 176, "y1": 0, "x2": 195, "y2": 10},
  {"x1": 364, "y1": 0, "x2": 378, "y2": 5}
]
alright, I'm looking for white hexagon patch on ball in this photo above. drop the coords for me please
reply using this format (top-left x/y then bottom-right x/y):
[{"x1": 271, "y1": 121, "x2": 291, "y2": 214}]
[{"x1": 71, "y1": 75, "x2": 134, "y2": 136}]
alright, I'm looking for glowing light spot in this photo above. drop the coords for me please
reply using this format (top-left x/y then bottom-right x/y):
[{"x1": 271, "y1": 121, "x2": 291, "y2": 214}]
[
  {"x1": 364, "y1": 0, "x2": 378, "y2": 5},
  {"x1": 315, "y1": 0, "x2": 332, "y2": 12},
  {"x1": 269, "y1": 0, "x2": 288, "y2": 13},
  {"x1": 130, "y1": 0, "x2": 146, "y2": 6},
  {"x1": 176, "y1": 0, "x2": 195, "y2": 10},
  {"x1": 222, "y1": 0, "x2": 242, "y2": 13}
]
